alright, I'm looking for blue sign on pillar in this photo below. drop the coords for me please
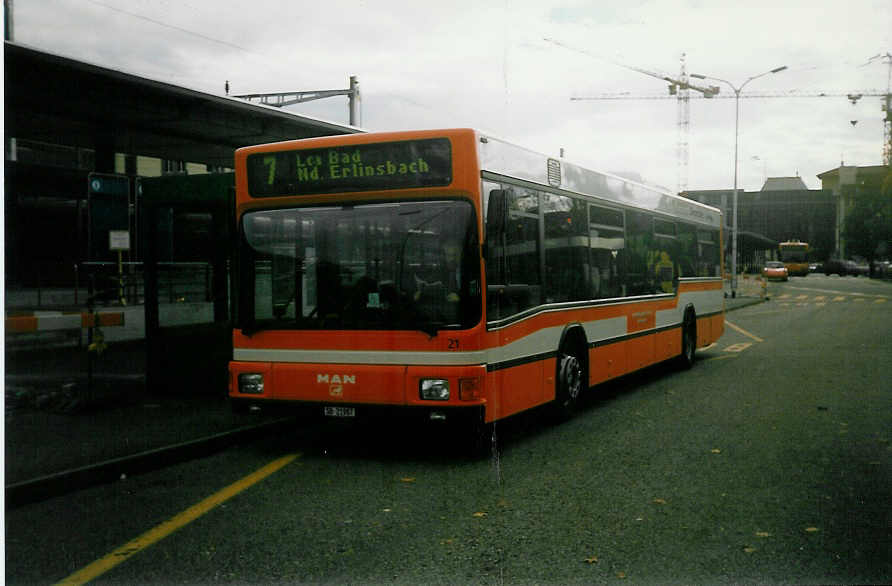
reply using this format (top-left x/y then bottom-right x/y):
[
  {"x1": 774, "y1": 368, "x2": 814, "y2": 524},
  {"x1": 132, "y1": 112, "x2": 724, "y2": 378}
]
[{"x1": 88, "y1": 173, "x2": 131, "y2": 261}]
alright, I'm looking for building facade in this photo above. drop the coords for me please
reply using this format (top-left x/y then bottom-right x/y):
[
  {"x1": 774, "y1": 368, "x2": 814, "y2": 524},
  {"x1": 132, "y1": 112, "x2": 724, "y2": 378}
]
[
  {"x1": 683, "y1": 177, "x2": 836, "y2": 272},
  {"x1": 816, "y1": 165, "x2": 890, "y2": 258}
]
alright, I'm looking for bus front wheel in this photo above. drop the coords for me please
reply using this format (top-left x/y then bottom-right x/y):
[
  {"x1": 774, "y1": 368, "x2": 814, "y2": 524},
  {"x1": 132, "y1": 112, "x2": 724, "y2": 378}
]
[{"x1": 552, "y1": 350, "x2": 583, "y2": 421}]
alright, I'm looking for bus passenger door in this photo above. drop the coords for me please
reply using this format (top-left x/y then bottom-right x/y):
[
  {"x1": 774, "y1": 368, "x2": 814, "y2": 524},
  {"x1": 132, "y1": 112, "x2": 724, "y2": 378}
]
[{"x1": 485, "y1": 184, "x2": 546, "y2": 419}]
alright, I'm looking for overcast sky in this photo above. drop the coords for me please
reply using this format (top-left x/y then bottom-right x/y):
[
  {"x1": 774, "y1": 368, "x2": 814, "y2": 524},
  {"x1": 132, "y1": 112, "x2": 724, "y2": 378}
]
[{"x1": 11, "y1": 0, "x2": 892, "y2": 192}]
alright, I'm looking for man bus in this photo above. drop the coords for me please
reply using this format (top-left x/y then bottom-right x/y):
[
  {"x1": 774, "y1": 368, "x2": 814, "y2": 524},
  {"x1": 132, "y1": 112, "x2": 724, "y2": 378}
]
[{"x1": 229, "y1": 129, "x2": 724, "y2": 439}]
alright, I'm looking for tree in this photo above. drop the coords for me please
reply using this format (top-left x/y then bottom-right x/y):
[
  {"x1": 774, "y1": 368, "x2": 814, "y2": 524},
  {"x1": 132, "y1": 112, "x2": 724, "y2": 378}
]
[{"x1": 843, "y1": 168, "x2": 892, "y2": 276}]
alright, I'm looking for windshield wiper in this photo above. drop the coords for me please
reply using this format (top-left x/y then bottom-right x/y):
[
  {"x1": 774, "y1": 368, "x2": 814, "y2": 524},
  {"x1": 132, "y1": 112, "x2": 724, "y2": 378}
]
[
  {"x1": 417, "y1": 321, "x2": 442, "y2": 338},
  {"x1": 240, "y1": 317, "x2": 303, "y2": 337},
  {"x1": 239, "y1": 321, "x2": 274, "y2": 337}
]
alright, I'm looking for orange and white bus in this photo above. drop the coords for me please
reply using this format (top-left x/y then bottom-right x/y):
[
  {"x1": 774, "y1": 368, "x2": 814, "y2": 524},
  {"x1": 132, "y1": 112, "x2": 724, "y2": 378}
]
[{"x1": 229, "y1": 128, "x2": 724, "y2": 431}]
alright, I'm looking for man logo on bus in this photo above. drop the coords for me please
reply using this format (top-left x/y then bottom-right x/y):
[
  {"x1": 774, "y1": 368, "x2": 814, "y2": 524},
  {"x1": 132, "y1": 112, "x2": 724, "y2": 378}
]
[{"x1": 317, "y1": 373, "x2": 356, "y2": 397}]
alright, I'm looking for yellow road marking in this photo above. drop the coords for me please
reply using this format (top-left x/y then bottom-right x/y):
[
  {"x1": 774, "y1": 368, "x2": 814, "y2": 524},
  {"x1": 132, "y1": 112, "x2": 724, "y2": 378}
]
[
  {"x1": 703, "y1": 354, "x2": 738, "y2": 362},
  {"x1": 796, "y1": 294, "x2": 809, "y2": 301},
  {"x1": 56, "y1": 453, "x2": 300, "y2": 585},
  {"x1": 876, "y1": 298, "x2": 887, "y2": 303},
  {"x1": 724, "y1": 320, "x2": 764, "y2": 343},
  {"x1": 724, "y1": 342, "x2": 753, "y2": 352},
  {"x1": 814, "y1": 296, "x2": 826, "y2": 302},
  {"x1": 833, "y1": 296, "x2": 846, "y2": 302},
  {"x1": 777, "y1": 294, "x2": 791, "y2": 299},
  {"x1": 787, "y1": 285, "x2": 889, "y2": 300}
]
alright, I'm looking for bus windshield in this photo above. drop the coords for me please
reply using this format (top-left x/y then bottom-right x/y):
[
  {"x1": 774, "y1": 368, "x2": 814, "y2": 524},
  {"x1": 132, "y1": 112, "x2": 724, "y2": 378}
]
[
  {"x1": 238, "y1": 199, "x2": 481, "y2": 335},
  {"x1": 779, "y1": 245, "x2": 807, "y2": 262}
]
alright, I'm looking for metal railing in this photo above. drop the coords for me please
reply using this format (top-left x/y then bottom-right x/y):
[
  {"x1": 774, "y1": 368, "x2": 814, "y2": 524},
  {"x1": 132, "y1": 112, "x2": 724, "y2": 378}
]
[
  {"x1": 78, "y1": 261, "x2": 218, "y2": 307},
  {"x1": 5, "y1": 261, "x2": 224, "y2": 314}
]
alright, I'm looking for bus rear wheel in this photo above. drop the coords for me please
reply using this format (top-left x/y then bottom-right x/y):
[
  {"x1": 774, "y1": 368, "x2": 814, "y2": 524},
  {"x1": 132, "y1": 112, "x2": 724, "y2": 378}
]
[{"x1": 552, "y1": 350, "x2": 583, "y2": 421}]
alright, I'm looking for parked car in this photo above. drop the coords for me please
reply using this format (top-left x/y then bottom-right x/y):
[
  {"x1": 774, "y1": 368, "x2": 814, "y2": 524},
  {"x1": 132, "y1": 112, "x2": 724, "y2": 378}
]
[
  {"x1": 762, "y1": 261, "x2": 788, "y2": 281},
  {"x1": 823, "y1": 259, "x2": 848, "y2": 276},
  {"x1": 846, "y1": 260, "x2": 869, "y2": 277},
  {"x1": 809, "y1": 262, "x2": 823, "y2": 273}
]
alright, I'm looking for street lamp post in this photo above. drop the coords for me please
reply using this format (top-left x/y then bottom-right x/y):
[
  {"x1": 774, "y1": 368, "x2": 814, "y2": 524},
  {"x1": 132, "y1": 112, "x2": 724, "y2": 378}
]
[{"x1": 691, "y1": 66, "x2": 787, "y2": 297}]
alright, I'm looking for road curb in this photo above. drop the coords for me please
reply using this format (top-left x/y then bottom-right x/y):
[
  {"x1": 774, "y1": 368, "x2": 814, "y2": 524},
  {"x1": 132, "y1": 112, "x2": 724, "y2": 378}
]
[
  {"x1": 5, "y1": 417, "x2": 294, "y2": 509},
  {"x1": 725, "y1": 297, "x2": 766, "y2": 312}
]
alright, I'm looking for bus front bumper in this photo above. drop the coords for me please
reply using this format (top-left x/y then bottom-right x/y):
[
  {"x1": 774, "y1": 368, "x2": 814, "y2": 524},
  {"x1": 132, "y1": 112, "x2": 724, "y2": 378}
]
[{"x1": 229, "y1": 361, "x2": 488, "y2": 422}]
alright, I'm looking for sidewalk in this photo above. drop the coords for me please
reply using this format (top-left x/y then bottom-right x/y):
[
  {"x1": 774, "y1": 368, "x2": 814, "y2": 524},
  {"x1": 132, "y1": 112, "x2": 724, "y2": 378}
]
[
  {"x1": 4, "y1": 341, "x2": 288, "y2": 508},
  {"x1": 4, "y1": 285, "x2": 291, "y2": 508}
]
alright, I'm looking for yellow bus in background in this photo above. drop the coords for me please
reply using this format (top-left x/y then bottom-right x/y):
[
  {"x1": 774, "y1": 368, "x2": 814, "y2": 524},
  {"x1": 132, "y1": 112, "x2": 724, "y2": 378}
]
[{"x1": 779, "y1": 241, "x2": 809, "y2": 276}]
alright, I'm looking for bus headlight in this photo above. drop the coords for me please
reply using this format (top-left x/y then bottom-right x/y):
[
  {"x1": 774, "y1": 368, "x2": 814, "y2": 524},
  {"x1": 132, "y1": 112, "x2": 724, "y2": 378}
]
[
  {"x1": 420, "y1": 379, "x2": 450, "y2": 401},
  {"x1": 238, "y1": 373, "x2": 264, "y2": 394}
]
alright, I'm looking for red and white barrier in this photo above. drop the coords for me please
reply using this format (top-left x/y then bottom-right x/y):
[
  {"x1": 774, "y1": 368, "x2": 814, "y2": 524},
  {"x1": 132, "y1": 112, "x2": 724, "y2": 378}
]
[{"x1": 5, "y1": 311, "x2": 125, "y2": 334}]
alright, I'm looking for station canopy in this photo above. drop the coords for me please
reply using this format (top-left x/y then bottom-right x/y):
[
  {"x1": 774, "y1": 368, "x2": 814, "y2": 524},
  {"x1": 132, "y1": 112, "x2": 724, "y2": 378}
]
[{"x1": 4, "y1": 41, "x2": 362, "y2": 169}]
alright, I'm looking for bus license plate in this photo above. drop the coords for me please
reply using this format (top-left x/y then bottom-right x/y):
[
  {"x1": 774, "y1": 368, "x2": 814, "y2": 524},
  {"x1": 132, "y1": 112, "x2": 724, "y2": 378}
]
[{"x1": 324, "y1": 406, "x2": 355, "y2": 418}]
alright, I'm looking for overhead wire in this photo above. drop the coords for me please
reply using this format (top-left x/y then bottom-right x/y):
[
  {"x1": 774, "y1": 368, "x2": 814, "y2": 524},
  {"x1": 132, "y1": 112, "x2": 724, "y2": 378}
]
[{"x1": 83, "y1": 0, "x2": 261, "y2": 56}]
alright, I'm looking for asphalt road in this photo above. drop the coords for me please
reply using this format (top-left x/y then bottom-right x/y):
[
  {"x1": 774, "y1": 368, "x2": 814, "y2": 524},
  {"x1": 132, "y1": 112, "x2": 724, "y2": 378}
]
[{"x1": 6, "y1": 274, "x2": 891, "y2": 585}]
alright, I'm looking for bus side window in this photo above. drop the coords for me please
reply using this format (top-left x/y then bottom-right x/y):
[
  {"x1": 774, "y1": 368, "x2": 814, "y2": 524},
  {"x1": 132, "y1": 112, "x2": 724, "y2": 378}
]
[
  {"x1": 485, "y1": 185, "x2": 542, "y2": 320},
  {"x1": 697, "y1": 228, "x2": 720, "y2": 277},
  {"x1": 652, "y1": 219, "x2": 679, "y2": 294},
  {"x1": 589, "y1": 204, "x2": 625, "y2": 299},
  {"x1": 625, "y1": 211, "x2": 654, "y2": 295},
  {"x1": 676, "y1": 222, "x2": 698, "y2": 278},
  {"x1": 544, "y1": 194, "x2": 589, "y2": 302}
]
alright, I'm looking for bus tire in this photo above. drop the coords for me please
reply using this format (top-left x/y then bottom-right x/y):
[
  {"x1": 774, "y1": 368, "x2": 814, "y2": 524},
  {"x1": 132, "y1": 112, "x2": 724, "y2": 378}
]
[
  {"x1": 676, "y1": 311, "x2": 696, "y2": 370},
  {"x1": 552, "y1": 348, "x2": 583, "y2": 421}
]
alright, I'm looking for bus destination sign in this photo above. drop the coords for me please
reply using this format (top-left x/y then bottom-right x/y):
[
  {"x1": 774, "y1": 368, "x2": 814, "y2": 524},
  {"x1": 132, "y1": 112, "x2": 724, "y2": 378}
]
[{"x1": 247, "y1": 138, "x2": 452, "y2": 197}]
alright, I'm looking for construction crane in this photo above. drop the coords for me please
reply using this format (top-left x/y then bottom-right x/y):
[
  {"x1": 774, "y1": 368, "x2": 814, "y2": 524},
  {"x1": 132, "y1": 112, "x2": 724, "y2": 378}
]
[
  {"x1": 572, "y1": 88, "x2": 890, "y2": 167},
  {"x1": 864, "y1": 52, "x2": 892, "y2": 166},
  {"x1": 545, "y1": 39, "x2": 719, "y2": 193},
  {"x1": 572, "y1": 50, "x2": 892, "y2": 169},
  {"x1": 571, "y1": 89, "x2": 885, "y2": 100}
]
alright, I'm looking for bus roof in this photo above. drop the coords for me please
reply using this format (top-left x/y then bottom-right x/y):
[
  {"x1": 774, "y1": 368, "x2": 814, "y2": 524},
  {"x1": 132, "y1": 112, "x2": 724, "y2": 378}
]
[{"x1": 477, "y1": 132, "x2": 722, "y2": 228}]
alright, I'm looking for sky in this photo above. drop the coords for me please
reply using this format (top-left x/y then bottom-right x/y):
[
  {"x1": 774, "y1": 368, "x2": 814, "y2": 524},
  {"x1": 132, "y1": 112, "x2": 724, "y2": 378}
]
[{"x1": 9, "y1": 0, "x2": 892, "y2": 193}]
